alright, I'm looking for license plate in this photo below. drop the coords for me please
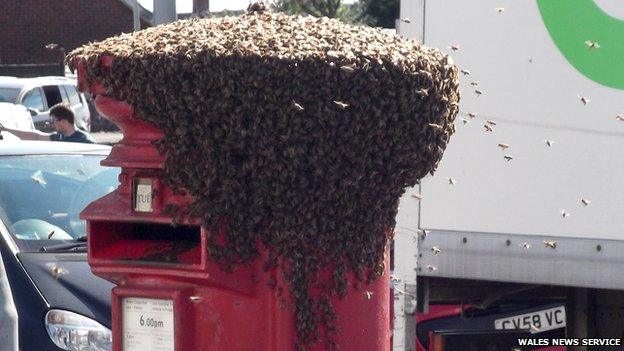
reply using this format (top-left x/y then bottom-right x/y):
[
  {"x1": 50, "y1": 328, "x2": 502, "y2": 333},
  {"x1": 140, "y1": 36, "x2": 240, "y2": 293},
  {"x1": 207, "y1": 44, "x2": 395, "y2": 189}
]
[
  {"x1": 494, "y1": 306, "x2": 566, "y2": 334},
  {"x1": 122, "y1": 297, "x2": 174, "y2": 351}
]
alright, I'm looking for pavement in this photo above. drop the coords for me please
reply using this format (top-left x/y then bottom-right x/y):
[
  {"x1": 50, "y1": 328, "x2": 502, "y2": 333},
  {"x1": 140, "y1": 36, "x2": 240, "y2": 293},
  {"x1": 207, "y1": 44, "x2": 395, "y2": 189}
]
[{"x1": 92, "y1": 131, "x2": 123, "y2": 145}]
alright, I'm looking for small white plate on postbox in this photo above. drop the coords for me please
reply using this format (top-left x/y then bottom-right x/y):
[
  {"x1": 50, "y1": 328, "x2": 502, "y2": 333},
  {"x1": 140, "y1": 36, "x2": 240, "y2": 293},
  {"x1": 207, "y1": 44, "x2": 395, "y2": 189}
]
[{"x1": 122, "y1": 297, "x2": 174, "y2": 350}]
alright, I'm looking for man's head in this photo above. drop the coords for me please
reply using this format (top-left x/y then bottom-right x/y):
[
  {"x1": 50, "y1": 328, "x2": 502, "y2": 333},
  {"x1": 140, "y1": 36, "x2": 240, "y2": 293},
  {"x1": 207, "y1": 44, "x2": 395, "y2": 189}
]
[{"x1": 49, "y1": 103, "x2": 75, "y2": 134}]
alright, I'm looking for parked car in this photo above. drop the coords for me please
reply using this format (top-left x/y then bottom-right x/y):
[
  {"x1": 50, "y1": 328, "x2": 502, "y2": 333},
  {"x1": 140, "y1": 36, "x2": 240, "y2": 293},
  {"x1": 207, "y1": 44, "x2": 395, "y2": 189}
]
[
  {"x1": 0, "y1": 102, "x2": 35, "y2": 131},
  {"x1": 417, "y1": 303, "x2": 566, "y2": 351},
  {"x1": 0, "y1": 76, "x2": 91, "y2": 132},
  {"x1": 0, "y1": 139, "x2": 119, "y2": 350}
]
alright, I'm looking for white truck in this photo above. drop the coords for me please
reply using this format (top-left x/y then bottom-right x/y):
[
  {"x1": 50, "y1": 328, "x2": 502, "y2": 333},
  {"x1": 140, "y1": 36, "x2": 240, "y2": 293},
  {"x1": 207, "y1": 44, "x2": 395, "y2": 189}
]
[{"x1": 393, "y1": 1, "x2": 624, "y2": 350}]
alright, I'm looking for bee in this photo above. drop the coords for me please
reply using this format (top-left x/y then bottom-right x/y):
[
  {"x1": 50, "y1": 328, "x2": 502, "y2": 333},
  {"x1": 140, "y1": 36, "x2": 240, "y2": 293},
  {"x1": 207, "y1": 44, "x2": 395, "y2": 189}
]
[
  {"x1": 460, "y1": 69, "x2": 470, "y2": 76},
  {"x1": 410, "y1": 193, "x2": 423, "y2": 200},
  {"x1": 495, "y1": 7, "x2": 505, "y2": 13},
  {"x1": 427, "y1": 265, "x2": 437, "y2": 272},
  {"x1": 333, "y1": 100, "x2": 349, "y2": 109},
  {"x1": 428, "y1": 123, "x2": 443, "y2": 130},
  {"x1": 474, "y1": 89, "x2": 483, "y2": 96},
  {"x1": 561, "y1": 210, "x2": 571, "y2": 218},
  {"x1": 189, "y1": 296, "x2": 203, "y2": 302},
  {"x1": 364, "y1": 291, "x2": 373, "y2": 299},
  {"x1": 446, "y1": 177, "x2": 457, "y2": 185},
  {"x1": 578, "y1": 95, "x2": 590, "y2": 105},
  {"x1": 467, "y1": 112, "x2": 477, "y2": 118},
  {"x1": 486, "y1": 120, "x2": 496, "y2": 126},
  {"x1": 400, "y1": 17, "x2": 411, "y2": 23},
  {"x1": 581, "y1": 198, "x2": 591, "y2": 206},
  {"x1": 430, "y1": 246, "x2": 441, "y2": 254},
  {"x1": 292, "y1": 101, "x2": 304, "y2": 111},
  {"x1": 469, "y1": 81, "x2": 478, "y2": 87},
  {"x1": 340, "y1": 65, "x2": 355, "y2": 73},
  {"x1": 545, "y1": 140, "x2": 554, "y2": 147},
  {"x1": 46, "y1": 264, "x2": 68, "y2": 280},
  {"x1": 459, "y1": 118, "x2": 468, "y2": 124},
  {"x1": 585, "y1": 40, "x2": 600, "y2": 49},
  {"x1": 616, "y1": 115, "x2": 624, "y2": 121},
  {"x1": 503, "y1": 155, "x2": 513, "y2": 161},
  {"x1": 498, "y1": 143, "x2": 510, "y2": 150},
  {"x1": 483, "y1": 124, "x2": 494, "y2": 132},
  {"x1": 543, "y1": 241, "x2": 557, "y2": 249},
  {"x1": 521, "y1": 242, "x2": 531, "y2": 250},
  {"x1": 449, "y1": 45, "x2": 460, "y2": 51}
]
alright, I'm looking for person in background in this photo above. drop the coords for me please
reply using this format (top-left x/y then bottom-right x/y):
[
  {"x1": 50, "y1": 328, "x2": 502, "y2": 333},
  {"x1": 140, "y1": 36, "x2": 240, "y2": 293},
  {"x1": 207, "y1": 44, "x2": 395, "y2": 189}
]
[{"x1": 0, "y1": 103, "x2": 95, "y2": 143}]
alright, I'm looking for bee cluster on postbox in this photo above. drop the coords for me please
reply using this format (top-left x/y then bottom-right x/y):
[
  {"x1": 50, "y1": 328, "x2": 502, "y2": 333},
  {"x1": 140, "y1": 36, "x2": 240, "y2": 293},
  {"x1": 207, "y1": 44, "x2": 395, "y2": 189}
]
[{"x1": 68, "y1": 3, "x2": 460, "y2": 349}]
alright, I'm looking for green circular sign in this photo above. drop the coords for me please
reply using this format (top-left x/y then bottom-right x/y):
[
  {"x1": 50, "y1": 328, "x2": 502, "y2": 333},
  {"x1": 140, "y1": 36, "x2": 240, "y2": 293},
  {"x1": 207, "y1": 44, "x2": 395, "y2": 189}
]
[{"x1": 537, "y1": 0, "x2": 624, "y2": 89}]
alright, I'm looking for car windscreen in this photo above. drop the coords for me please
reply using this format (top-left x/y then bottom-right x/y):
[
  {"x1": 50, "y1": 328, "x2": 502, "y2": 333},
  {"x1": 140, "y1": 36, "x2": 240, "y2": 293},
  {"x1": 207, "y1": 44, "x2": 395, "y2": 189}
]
[
  {"x1": 0, "y1": 88, "x2": 20, "y2": 103},
  {"x1": 0, "y1": 155, "x2": 120, "y2": 252}
]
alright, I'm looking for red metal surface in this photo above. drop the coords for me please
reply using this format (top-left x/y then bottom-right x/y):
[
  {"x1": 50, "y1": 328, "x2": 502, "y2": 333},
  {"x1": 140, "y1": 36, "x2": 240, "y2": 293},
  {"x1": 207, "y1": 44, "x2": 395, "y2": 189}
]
[{"x1": 78, "y1": 56, "x2": 391, "y2": 351}]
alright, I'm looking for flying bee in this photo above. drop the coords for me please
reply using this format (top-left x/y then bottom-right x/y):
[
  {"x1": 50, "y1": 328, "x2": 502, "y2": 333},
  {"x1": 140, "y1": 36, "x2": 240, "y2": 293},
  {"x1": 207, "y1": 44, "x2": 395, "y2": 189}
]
[
  {"x1": 411, "y1": 193, "x2": 422, "y2": 200},
  {"x1": 430, "y1": 246, "x2": 441, "y2": 254},
  {"x1": 578, "y1": 95, "x2": 590, "y2": 105},
  {"x1": 474, "y1": 89, "x2": 483, "y2": 96},
  {"x1": 543, "y1": 241, "x2": 557, "y2": 249},
  {"x1": 498, "y1": 143, "x2": 510, "y2": 150},
  {"x1": 585, "y1": 40, "x2": 600, "y2": 49},
  {"x1": 495, "y1": 7, "x2": 505, "y2": 13},
  {"x1": 503, "y1": 155, "x2": 513, "y2": 161},
  {"x1": 581, "y1": 198, "x2": 591, "y2": 206},
  {"x1": 449, "y1": 45, "x2": 460, "y2": 51},
  {"x1": 561, "y1": 210, "x2": 570, "y2": 218},
  {"x1": 446, "y1": 177, "x2": 457, "y2": 185},
  {"x1": 467, "y1": 112, "x2": 477, "y2": 118},
  {"x1": 483, "y1": 124, "x2": 493, "y2": 132},
  {"x1": 545, "y1": 139, "x2": 554, "y2": 147},
  {"x1": 427, "y1": 265, "x2": 437, "y2": 272},
  {"x1": 460, "y1": 69, "x2": 470, "y2": 76}
]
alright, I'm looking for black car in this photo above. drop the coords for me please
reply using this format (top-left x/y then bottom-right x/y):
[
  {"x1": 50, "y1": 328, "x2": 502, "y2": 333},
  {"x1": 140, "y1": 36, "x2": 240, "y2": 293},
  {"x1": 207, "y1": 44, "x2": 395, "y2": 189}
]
[{"x1": 0, "y1": 139, "x2": 119, "y2": 350}]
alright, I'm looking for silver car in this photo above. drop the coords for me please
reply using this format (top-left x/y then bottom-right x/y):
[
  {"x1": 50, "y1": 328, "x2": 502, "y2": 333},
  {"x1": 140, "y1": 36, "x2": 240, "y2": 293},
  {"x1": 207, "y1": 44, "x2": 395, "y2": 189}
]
[{"x1": 0, "y1": 76, "x2": 91, "y2": 132}]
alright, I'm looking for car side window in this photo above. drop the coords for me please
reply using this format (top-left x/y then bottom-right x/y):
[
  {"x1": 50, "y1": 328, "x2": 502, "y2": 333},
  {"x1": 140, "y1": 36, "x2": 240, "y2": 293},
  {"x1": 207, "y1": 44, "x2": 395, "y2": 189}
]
[
  {"x1": 64, "y1": 85, "x2": 81, "y2": 106},
  {"x1": 42, "y1": 85, "x2": 63, "y2": 109},
  {"x1": 60, "y1": 85, "x2": 70, "y2": 104},
  {"x1": 21, "y1": 89, "x2": 46, "y2": 112}
]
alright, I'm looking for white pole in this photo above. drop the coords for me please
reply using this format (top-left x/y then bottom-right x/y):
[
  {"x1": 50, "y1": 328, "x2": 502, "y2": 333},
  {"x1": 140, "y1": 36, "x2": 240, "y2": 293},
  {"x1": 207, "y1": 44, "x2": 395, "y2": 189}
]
[
  {"x1": 133, "y1": 0, "x2": 141, "y2": 31},
  {"x1": 154, "y1": 0, "x2": 177, "y2": 25}
]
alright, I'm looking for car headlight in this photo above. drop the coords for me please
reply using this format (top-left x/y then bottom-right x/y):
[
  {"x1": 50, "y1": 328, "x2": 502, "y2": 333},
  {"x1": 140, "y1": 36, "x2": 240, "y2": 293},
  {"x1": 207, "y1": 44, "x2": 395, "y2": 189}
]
[{"x1": 45, "y1": 309, "x2": 112, "y2": 351}]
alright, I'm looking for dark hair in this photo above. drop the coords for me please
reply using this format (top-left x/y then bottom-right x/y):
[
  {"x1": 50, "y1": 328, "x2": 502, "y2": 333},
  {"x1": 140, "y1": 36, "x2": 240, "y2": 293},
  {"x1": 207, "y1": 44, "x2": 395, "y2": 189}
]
[{"x1": 49, "y1": 103, "x2": 75, "y2": 124}]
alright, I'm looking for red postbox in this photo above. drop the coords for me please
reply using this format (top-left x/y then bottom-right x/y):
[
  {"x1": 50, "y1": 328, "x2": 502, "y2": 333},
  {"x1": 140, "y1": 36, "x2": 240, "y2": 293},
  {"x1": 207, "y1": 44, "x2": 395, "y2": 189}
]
[{"x1": 78, "y1": 57, "x2": 391, "y2": 351}]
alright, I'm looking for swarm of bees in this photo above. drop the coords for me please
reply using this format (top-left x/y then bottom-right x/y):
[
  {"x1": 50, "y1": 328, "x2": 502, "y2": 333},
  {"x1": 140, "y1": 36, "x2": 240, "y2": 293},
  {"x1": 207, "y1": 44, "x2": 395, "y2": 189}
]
[{"x1": 67, "y1": 6, "x2": 460, "y2": 349}]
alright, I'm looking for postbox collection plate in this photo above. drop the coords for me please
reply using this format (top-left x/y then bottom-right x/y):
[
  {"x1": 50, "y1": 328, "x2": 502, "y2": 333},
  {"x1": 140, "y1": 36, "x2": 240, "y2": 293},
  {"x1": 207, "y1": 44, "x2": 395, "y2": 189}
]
[
  {"x1": 134, "y1": 178, "x2": 153, "y2": 213},
  {"x1": 122, "y1": 297, "x2": 174, "y2": 351}
]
